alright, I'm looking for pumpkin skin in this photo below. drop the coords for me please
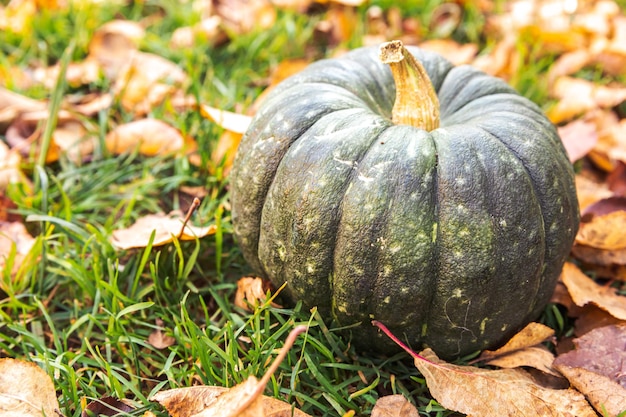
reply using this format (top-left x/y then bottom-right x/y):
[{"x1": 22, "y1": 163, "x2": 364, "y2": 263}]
[{"x1": 230, "y1": 45, "x2": 579, "y2": 358}]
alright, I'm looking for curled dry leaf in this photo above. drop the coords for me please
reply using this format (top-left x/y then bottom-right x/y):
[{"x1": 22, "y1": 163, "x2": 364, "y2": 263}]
[
  {"x1": 148, "y1": 319, "x2": 176, "y2": 350},
  {"x1": 553, "y1": 324, "x2": 626, "y2": 416},
  {"x1": 0, "y1": 221, "x2": 37, "y2": 285},
  {"x1": 0, "y1": 358, "x2": 60, "y2": 417},
  {"x1": 151, "y1": 326, "x2": 311, "y2": 417},
  {"x1": 88, "y1": 19, "x2": 145, "y2": 79},
  {"x1": 418, "y1": 39, "x2": 478, "y2": 66},
  {"x1": 576, "y1": 210, "x2": 626, "y2": 250},
  {"x1": 373, "y1": 321, "x2": 596, "y2": 417},
  {"x1": 234, "y1": 277, "x2": 279, "y2": 312},
  {"x1": 0, "y1": 141, "x2": 29, "y2": 191},
  {"x1": 200, "y1": 104, "x2": 252, "y2": 135},
  {"x1": 479, "y1": 322, "x2": 554, "y2": 359},
  {"x1": 371, "y1": 395, "x2": 418, "y2": 417},
  {"x1": 575, "y1": 175, "x2": 613, "y2": 213},
  {"x1": 418, "y1": 349, "x2": 594, "y2": 417},
  {"x1": 557, "y1": 119, "x2": 598, "y2": 163},
  {"x1": 561, "y1": 262, "x2": 626, "y2": 320},
  {"x1": 113, "y1": 52, "x2": 188, "y2": 114},
  {"x1": 476, "y1": 322, "x2": 559, "y2": 376},
  {"x1": 547, "y1": 77, "x2": 626, "y2": 124},
  {"x1": 110, "y1": 210, "x2": 216, "y2": 250},
  {"x1": 105, "y1": 119, "x2": 194, "y2": 157},
  {"x1": 81, "y1": 396, "x2": 135, "y2": 417},
  {"x1": 0, "y1": 87, "x2": 48, "y2": 125}
]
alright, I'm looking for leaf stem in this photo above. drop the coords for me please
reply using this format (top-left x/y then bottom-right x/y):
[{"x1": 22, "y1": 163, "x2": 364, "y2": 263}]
[{"x1": 379, "y1": 40, "x2": 440, "y2": 131}]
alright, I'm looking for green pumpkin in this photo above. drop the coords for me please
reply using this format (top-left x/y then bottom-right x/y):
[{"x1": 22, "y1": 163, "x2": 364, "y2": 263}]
[{"x1": 230, "y1": 41, "x2": 579, "y2": 358}]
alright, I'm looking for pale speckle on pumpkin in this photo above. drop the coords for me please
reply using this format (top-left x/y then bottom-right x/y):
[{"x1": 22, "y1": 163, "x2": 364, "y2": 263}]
[
  {"x1": 383, "y1": 296, "x2": 391, "y2": 304},
  {"x1": 479, "y1": 317, "x2": 488, "y2": 334},
  {"x1": 358, "y1": 174, "x2": 374, "y2": 183}
]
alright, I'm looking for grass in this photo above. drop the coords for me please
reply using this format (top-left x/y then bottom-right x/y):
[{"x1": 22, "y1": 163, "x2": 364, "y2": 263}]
[{"x1": 1, "y1": 1, "x2": 571, "y2": 416}]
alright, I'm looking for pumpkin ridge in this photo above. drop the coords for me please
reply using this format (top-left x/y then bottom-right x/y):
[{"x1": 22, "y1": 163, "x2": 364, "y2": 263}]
[
  {"x1": 330, "y1": 122, "x2": 394, "y2": 314},
  {"x1": 469, "y1": 118, "x2": 577, "y2": 315},
  {"x1": 258, "y1": 109, "x2": 391, "y2": 310}
]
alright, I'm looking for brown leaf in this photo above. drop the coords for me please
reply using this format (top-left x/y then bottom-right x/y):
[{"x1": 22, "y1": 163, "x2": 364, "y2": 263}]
[
  {"x1": 547, "y1": 77, "x2": 626, "y2": 124},
  {"x1": 81, "y1": 396, "x2": 135, "y2": 417},
  {"x1": 571, "y1": 244, "x2": 626, "y2": 267},
  {"x1": 0, "y1": 221, "x2": 37, "y2": 286},
  {"x1": 476, "y1": 323, "x2": 560, "y2": 377},
  {"x1": 0, "y1": 86, "x2": 48, "y2": 124},
  {"x1": 110, "y1": 211, "x2": 216, "y2": 250},
  {"x1": 151, "y1": 326, "x2": 310, "y2": 417},
  {"x1": 373, "y1": 321, "x2": 596, "y2": 417},
  {"x1": 416, "y1": 348, "x2": 594, "y2": 417},
  {"x1": 0, "y1": 141, "x2": 29, "y2": 191},
  {"x1": 484, "y1": 346, "x2": 560, "y2": 377},
  {"x1": 148, "y1": 319, "x2": 176, "y2": 349},
  {"x1": 88, "y1": 19, "x2": 145, "y2": 79},
  {"x1": 576, "y1": 210, "x2": 626, "y2": 250},
  {"x1": 105, "y1": 119, "x2": 193, "y2": 157},
  {"x1": 607, "y1": 161, "x2": 626, "y2": 195},
  {"x1": 112, "y1": 52, "x2": 188, "y2": 114},
  {"x1": 557, "y1": 119, "x2": 598, "y2": 162},
  {"x1": 418, "y1": 39, "x2": 478, "y2": 66},
  {"x1": 553, "y1": 324, "x2": 626, "y2": 416},
  {"x1": 214, "y1": 0, "x2": 276, "y2": 35},
  {"x1": 479, "y1": 322, "x2": 555, "y2": 359},
  {"x1": 371, "y1": 395, "x2": 418, "y2": 417},
  {"x1": 575, "y1": 174, "x2": 614, "y2": 213},
  {"x1": 234, "y1": 277, "x2": 279, "y2": 312},
  {"x1": 574, "y1": 305, "x2": 625, "y2": 337},
  {"x1": 561, "y1": 262, "x2": 626, "y2": 320},
  {"x1": 0, "y1": 358, "x2": 60, "y2": 417},
  {"x1": 583, "y1": 196, "x2": 626, "y2": 218}
]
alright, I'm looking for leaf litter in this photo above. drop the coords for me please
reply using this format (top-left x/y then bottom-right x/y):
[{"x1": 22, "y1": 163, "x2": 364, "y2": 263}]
[{"x1": 3, "y1": 0, "x2": 626, "y2": 415}]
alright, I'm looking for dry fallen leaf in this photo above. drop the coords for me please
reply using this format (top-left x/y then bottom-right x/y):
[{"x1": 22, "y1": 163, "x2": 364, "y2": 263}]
[
  {"x1": 0, "y1": 221, "x2": 37, "y2": 287},
  {"x1": 0, "y1": 358, "x2": 60, "y2": 417},
  {"x1": 112, "y1": 51, "x2": 188, "y2": 114},
  {"x1": 110, "y1": 210, "x2": 216, "y2": 250},
  {"x1": 373, "y1": 321, "x2": 596, "y2": 417},
  {"x1": 557, "y1": 119, "x2": 598, "y2": 163},
  {"x1": 478, "y1": 322, "x2": 554, "y2": 359},
  {"x1": 561, "y1": 262, "x2": 626, "y2": 320},
  {"x1": 418, "y1": 39, "x2": 478, "y2": 66},
  {"x1": 576, "y1": 210, "x2": 626, "y2": 250},
  {"x1": 234, "y1": 276, "x2": 279, "y2": 312},
  {"x1": 81, "y1": 396, "x2": 135, "y2": 417},
  {"x1": 105, "y1": 119, "x2": 193, "y2": 157},
  {"x1": 0, "y1": 87, "x2": 48, "y2": 124},
  {"x1": 476, "y1": 322, "x2": 559, "y2": 376},
  {"x1": 553, "y1": 324, "x2": 626, "y2": 416},
  {"x1": 88, "y1": 19, "x2": 145, "y2": 79},
  {"x1": 148, "y1": 319, "x2": 176, "y2": 349},
  {"x1": 574, "y1": 305, "x2": 624, "y2": 337},
  {"x1": 0, "y1": 140, "x2": 29, "y2": 191},
  {"x1": 151, "y1": 326, "x2": 311, "y2": 417},
  {"x1": 371, "y1": 395, "x2": 418, "y2": 417},
  {"x1": 548, "y1": 77, "x2": 626, "y2": 124},
  {"x1": 200, "y1": 104, "x2": 252, "y2": 135}
]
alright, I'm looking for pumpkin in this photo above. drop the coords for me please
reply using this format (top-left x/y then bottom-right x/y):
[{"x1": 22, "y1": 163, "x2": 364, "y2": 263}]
[{"x1": 230, "y1": 40, "x2": 579, "y2": 358}]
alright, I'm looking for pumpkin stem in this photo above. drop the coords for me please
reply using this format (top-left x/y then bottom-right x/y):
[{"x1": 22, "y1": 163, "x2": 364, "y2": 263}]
[{"x1": 379, "y1": 40, "x2": 440, "y2": 131}]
